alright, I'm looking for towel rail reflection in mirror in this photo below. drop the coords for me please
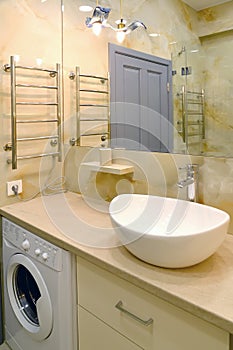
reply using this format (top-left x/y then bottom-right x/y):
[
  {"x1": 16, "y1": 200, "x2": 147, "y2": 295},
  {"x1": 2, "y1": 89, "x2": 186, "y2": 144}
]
[
  {"x1": 178, "y1": 85, "x2": 205, "y2": 155},
  {"x1": 74, "y1": 66, "x2": 110, "y2": 147}
]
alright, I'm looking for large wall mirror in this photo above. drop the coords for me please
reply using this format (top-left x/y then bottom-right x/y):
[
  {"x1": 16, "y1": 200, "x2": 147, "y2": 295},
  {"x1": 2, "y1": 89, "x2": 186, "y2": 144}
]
[{"x1": 62, "y1": 0, "x2": 233, "y2": 158}]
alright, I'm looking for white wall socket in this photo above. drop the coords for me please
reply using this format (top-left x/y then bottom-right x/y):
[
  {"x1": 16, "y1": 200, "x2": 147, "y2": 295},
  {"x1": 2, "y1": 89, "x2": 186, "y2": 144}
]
[{"x1": 7, "y1": 180, "x2": 23, "y2": 196}]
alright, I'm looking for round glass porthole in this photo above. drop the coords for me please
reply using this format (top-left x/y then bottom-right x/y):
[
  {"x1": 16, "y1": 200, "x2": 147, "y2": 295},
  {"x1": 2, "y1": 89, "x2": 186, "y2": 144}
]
[
  {"x1": 13, "y1": 264, "x2": 41, "y2": 326},
  {"x1": 7, "y1": 254, "x2": 53, "y2": 341}
]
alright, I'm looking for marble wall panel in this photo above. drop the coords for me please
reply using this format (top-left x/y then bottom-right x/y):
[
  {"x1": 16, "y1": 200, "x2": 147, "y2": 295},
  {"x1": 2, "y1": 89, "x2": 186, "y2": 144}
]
[{"x1": 0, "y1": 0, "x2": 62, "y2": 206}]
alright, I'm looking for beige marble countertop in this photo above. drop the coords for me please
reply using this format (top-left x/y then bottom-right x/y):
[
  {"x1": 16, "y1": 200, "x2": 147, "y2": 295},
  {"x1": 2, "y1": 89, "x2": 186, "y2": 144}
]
[{"x1": 1, "y1": 192, "x2": 233, "y2": 334}]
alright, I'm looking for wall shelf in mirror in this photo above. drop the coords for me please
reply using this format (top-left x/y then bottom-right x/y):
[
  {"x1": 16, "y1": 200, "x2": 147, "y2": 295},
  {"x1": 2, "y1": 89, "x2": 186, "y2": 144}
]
[{"x1": 81, "y1": 161, "x2": 134, "y2": 175}]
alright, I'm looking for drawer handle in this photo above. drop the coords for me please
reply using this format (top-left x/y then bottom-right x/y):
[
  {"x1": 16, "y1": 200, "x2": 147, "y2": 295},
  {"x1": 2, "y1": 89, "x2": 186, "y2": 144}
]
[{"x1": 115, "y1": 300, "x2": 153, "y2": 327}]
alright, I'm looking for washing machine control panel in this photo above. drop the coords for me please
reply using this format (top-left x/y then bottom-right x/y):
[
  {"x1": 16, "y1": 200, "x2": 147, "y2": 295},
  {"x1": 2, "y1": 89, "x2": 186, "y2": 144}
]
[
  {"x1": 21, "y1": 238, "x2": 30, "y2": 251},
  {"x1": 2, "y1": 218, "x2": 63, "y2": 271}
]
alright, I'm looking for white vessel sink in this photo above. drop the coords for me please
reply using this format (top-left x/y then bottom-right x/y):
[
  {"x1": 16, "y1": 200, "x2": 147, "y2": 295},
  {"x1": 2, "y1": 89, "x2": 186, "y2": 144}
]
[{"x1": 109, "y1": 194, "x2": 230, "y2": 268}]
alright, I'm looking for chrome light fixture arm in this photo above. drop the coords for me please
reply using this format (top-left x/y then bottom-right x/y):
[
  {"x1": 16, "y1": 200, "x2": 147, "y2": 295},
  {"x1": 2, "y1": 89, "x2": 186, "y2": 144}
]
[
  {"x1": 85, "y1": 1, "x2": 146, "y2": 39},
  {"x1": 85, "y1": 6, "x2": 111, "y2": 28}
]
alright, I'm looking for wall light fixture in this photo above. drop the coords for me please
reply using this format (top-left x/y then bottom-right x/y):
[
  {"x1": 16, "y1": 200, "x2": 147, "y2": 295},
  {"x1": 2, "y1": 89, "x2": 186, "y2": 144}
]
[
  {"x1": 85, "y1": 1, "x2": 111, "y2": 36},
  {"x1": 85, "y1": 0, "x2": 146, "y2": 41}
]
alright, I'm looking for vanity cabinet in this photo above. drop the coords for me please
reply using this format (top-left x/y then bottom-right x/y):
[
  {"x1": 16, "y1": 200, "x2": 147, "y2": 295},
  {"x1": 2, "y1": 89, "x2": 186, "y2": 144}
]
[
  {"x1": 78, "y1": 306, "x2": 141, "y2": 350},
  {"x1": 77, "y1": 257, "x2": 229, "y2": 350}
]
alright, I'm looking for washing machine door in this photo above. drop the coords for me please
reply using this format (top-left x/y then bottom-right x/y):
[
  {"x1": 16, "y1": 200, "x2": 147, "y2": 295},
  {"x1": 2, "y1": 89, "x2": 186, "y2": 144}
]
[{"x1": 6, "y1": 254, "x2": 53, "y2": 341}]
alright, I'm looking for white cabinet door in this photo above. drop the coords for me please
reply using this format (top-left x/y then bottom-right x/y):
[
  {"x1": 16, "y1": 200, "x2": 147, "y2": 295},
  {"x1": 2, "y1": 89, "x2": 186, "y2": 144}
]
[
  {"x1": 77, "y1": 257, "x2": 229, "y2": 350},
  {"x1": 78, "y1": 306, "x2": 142, "y2": 350}
]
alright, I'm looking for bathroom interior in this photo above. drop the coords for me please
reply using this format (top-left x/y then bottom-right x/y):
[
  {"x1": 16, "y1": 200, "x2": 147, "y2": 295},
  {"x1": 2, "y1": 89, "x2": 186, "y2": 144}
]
[
  {"x1": 0, "y1": 0, "x2": 233, "y2": 349},
  {"x1": 1, "y1": 0, "x2": 233, "y2": 225}
]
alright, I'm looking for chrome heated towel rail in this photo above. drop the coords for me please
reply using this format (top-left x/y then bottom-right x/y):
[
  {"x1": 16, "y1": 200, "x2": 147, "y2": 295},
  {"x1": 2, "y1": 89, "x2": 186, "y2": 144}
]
[{"x1": 3, "y1": 56, "x2": 62, "y2": 169}]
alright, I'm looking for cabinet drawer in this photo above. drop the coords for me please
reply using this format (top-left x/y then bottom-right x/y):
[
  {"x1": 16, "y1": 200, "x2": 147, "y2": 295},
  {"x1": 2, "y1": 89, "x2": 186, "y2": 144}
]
[
  {"x1": 77, "y1": 257, "x2": 229, "y2": 350},
  {"x1": 78, "y1": 305, "x2": 142, "y2": 350}
]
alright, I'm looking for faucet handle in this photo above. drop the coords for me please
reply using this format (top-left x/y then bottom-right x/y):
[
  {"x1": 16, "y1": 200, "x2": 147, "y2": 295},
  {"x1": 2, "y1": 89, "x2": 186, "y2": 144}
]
[
  {"x1": 179, "y1": 164, "x2": 199, "y2": 176},
  {"x1": 188, "y1": 164, "x2": 199, "y2": 173},
  {"x1": 179, "y1": 164, "x2": 199, "y2": 171}
]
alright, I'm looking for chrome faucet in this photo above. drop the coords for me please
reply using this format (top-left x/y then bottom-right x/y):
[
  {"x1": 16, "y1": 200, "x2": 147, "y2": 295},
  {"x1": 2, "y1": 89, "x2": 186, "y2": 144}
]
[{"x1": 177, "y1": 164, "x2": 199, "y2": 202}]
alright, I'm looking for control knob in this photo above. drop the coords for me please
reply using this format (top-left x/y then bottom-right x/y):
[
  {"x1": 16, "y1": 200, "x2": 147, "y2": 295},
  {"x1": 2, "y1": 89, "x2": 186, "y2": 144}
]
[
  {"x1": 42, "y1": 252, "x2": 48, "y2": 261},
  {"x1": 35, "y1": 248, "x2": 41, "y2": 256},
  {"x1": 21, "y1": 239, "x2": 30, "y2": 251}
]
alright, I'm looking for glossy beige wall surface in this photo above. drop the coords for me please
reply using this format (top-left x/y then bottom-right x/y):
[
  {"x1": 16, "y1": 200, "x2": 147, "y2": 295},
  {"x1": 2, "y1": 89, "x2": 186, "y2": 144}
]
[
  {"x1": 172, "y1": 2, "x2": 233, "y2": 156},
  {"x1": 0, "y1": 0, "x2": 62, "y2": 206},
  {"x1": 197, "y1": 2, "x2": 233, "y2": 157}
]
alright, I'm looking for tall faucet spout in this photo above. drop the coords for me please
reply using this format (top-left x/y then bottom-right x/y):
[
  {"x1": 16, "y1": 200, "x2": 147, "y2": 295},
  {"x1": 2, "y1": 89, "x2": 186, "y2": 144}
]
[
  {"x1": 177, "y1": 164, "x2": 199, "y2": 202},
  {"x1": 177, "y1": 177, "x2": 194, "y2": 188}
]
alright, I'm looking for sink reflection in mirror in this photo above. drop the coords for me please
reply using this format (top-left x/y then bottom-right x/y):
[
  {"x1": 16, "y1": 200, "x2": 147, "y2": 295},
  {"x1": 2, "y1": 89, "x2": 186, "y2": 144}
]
[{"x1": 109, "y1": 194, "x2": 230, "y2": 268}]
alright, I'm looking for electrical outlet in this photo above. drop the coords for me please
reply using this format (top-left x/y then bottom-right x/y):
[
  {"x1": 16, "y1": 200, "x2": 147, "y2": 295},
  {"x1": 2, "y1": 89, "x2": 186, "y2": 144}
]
[{"x1": 7, "y1": 180, "x2": 23, "y2": 196}]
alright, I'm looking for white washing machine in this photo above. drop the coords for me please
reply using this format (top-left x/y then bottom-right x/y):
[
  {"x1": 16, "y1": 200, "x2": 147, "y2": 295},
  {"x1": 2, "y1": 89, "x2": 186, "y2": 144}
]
[{"x1": 2, "y1": 217, "x2": 77, "y2": 350}]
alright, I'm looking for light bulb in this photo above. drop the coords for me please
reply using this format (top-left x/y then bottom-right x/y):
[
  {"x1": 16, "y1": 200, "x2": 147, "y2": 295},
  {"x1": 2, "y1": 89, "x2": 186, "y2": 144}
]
[
  {"x1": 36, "y1": 58, "x2": 43, "y2": 66},
  {"x1": 116, "y1": 31, "x2": 126, "y2": 43},
  {"x1": 92, "y1": 22, "x2": 102, "y2": 36},
  {"x1": 79, "y1": 5, "x2": 93, "y2": 12},
  {"x1": 149, "y1": 33, "x2": 160, "y2": 37},
  {"x1": 14, "y1": 55, "x2": 20, "y2": 63},
  {"x1": 116, "y1": 18, "x2": 126, "y2": 43}
]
